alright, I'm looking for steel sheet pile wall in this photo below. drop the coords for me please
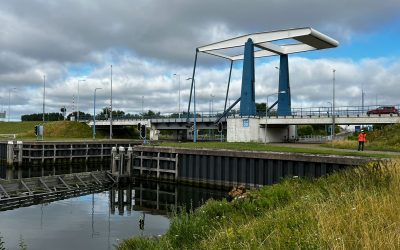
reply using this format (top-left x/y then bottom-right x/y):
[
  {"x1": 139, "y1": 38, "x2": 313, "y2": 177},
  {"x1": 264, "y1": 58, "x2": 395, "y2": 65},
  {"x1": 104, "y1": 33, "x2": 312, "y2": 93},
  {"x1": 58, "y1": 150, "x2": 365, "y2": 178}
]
[
  {"x1": 179, "y1": 155, "x2": 343, "y2": 187},
  {"x1": 134, "y1": 146, "x2": 373, "y2": 187}
]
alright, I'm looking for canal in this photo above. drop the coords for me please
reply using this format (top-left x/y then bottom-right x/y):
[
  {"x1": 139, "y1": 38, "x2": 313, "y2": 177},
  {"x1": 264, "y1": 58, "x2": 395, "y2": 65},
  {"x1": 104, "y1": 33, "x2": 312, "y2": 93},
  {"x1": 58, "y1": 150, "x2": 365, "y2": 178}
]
[{"x1": 0, "y1": 177, "x2": 226, "y2": 250}]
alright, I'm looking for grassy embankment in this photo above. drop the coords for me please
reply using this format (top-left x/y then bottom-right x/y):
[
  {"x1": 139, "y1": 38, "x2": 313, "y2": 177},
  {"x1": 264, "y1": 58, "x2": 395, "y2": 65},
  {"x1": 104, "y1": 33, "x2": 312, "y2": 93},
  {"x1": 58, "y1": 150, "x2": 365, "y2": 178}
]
[
  {"x1": 0, "y1": 121, "x2": 97, "y2": 140},
  {"x1": 119, "y1": 159, "x2": 400, "y2": 249},
  {"x1": 154, "y1": 141, "x2": 393, "y2": 158},
  {"x1": 326, "y1": 124, "x2": 400, "y2": 152}
]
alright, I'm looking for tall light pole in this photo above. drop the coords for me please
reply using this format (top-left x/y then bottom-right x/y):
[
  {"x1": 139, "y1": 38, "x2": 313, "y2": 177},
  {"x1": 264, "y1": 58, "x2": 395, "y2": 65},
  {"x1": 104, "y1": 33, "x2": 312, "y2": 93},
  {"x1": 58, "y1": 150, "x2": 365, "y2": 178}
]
[
  {"x1": 43, "y1": 75, "x2": 46, "y2": 122},
  {"x1": 93, "y1": 87, "x2": 102, "y2": 140},
  {"x1": 141, "y1": 95, "x2": 144, "y2": 115},
  {"x1": 327, "y1": 101, "x2": 333, "y2": 139},
  {"x1": 265, "y1": 91, "x2": 286, "y2": 143},
  {"x1": 173, "y1": 74, "x2": 181, "y2": 118},
  {"x1": 110, "y1": 65, "x2": 113, "y2": 139},
  {"x1": 77, "y1": 79, "x2": 86, "y2": 121},
  {"x1": 210, "y1": 94, "x2": 215, "y2": 116},
  {"x1": 332, "y1": 69, "x2": 336, "y2": 140},
  {"x1": 186, "y1": 77, "x2": 197, "y2": 143},
  {"x1": 8, "y1": 87, "x2": 17, "y2": 122}
]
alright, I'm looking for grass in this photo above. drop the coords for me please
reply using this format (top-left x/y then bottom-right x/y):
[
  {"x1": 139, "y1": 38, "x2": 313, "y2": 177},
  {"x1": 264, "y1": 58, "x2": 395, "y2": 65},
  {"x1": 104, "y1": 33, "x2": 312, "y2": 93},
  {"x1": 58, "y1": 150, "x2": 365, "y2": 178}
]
[
  {"x1": 118, "y1": 159, "x2": 400, "y2": 249},
  {"x1": 327, "y1": 124, "x2": 400, "y2": 152},
  {"x1": 0, "y1": 121, "x2": 105, "y2": 140},
  {"x1": 153, "y1": 141, "x2": 393, "y2": 158}
]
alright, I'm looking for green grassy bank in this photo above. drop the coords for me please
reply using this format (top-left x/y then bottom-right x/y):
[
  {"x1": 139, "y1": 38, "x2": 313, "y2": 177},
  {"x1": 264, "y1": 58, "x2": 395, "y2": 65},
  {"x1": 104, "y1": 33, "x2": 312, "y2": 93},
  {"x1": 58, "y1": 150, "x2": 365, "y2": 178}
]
[
  {"x1": 328, "y1": 124, "x2": 400, "y2": 152},
  {"x1": 0, "y1": 121, "x2": 97, "y2": 139},
  {"x1": 154, "y1": 141, "x2": 393, "y2": 158},
  {"x1": 119, "y1": 159, "x2": 400, "y2": 249}
]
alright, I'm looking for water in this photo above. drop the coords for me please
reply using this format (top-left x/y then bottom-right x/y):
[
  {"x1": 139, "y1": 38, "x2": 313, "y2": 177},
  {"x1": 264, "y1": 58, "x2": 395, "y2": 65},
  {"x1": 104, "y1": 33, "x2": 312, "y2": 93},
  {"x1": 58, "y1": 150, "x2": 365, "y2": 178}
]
[{"x1": 0, "y1": 181, "x2": 227, "y2": 250}]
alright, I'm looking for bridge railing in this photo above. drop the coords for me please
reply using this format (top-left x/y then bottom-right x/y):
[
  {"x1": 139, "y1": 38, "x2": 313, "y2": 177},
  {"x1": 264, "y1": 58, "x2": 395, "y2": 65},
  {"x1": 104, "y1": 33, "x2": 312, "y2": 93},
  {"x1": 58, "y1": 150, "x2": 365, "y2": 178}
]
[
  {"x1": 291, "y1": 104, "x2": 400, "y2": 118},
  {"x1": 84, "y1": 104, "x2": 400, "y2": 123}
]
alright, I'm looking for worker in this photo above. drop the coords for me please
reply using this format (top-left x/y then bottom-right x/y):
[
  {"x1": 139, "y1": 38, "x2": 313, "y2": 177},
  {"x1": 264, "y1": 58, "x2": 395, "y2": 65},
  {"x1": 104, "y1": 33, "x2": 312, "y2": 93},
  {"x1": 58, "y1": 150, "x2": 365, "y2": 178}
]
[{"x1": 358, "y1": 129, "x2": 366, "y2": 151}]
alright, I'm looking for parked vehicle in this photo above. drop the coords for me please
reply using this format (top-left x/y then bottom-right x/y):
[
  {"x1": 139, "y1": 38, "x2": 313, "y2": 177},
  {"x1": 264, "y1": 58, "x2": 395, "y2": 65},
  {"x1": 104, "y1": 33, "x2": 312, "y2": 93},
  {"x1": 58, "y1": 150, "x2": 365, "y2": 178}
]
[{"x1": 366, "y1": 106, "x2": 399, "y2": 115}]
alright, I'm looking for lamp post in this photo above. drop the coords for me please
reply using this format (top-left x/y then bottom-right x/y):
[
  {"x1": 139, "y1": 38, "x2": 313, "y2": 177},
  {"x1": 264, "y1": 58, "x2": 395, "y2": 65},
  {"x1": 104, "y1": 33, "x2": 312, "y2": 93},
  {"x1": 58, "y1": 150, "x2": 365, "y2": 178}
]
[
  {"x1": 332, "y1": 69, "x2": 336, "y2": 140},
  {"x1": 173, "y1": 74, "x2": 181, "y2": 118},
  {"x1": 210, "y1": 94, "x2": 215, "y2": 116},
  {"x1": 141, "y1": 95, "x2": 144, "y2": 116},
  {"x1": 8, "y1": 88, "x2": 17, "y2": 122},
  {"x1": 77, "y1": 79, "x2": 86, "y2": 121},
  {"x1": 110, "y1": 65, "x2": 113, "y2": 139},
  {"x1": 186, "y1": 77, "x2": 196, "y2": 143},
  {"x1": 265, "y1": 91, "x2": 286, "y2": 143},
  {"x1": 43, "y1": 75, "x2": 46, "y2": 122},
  {"x1": 327, "y1": 101, "x2": 333, "y2": 139},
  {"x1": 93, "y1": 87, "x2": 102, "y2": 140}
]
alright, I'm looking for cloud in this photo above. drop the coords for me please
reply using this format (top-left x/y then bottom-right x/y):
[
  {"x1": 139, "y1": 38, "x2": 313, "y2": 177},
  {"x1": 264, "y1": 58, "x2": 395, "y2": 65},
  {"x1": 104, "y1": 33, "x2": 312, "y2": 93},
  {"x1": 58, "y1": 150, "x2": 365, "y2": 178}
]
[
  {"x1": 1, "y1": 0, "x2": 399, "y2": 64},
  {"x1": 8, "y1": 54, "x2": 397, "y2": 120},
  {"x1": 0, "y1": 1, "x2": 399, "y2": 120}
]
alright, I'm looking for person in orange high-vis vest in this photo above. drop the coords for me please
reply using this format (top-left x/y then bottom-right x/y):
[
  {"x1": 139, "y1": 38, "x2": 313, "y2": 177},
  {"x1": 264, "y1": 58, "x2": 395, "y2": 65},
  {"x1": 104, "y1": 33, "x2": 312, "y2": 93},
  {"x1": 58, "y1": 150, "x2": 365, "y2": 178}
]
[{"x1": 358, "y1": 129, "x2": 366, "y2": 151}]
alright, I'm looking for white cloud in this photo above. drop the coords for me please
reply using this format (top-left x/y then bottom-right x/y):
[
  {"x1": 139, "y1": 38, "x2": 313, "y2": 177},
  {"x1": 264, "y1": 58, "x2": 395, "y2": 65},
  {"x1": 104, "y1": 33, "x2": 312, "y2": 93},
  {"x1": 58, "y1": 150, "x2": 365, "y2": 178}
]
[{"x1": 0, "y1": 0, "x2": 399, "y2": 120}]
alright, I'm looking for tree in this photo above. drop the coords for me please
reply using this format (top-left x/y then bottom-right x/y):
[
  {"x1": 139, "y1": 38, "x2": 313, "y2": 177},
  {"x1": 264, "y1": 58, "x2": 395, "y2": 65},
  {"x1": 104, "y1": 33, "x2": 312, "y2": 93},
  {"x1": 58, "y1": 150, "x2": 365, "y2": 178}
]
[
  {"x1": 256, "y1": 102, "x2": 266, "y2": 114},
  {"x1": 297, "y1": 125, "x2": 314, "y2": 136},
  {"x1": 66, "y1": 111, "x2": 92, "y2": 121},
  {"x1": 21, "y1": 112, "x2": 64, "y2": 121}
]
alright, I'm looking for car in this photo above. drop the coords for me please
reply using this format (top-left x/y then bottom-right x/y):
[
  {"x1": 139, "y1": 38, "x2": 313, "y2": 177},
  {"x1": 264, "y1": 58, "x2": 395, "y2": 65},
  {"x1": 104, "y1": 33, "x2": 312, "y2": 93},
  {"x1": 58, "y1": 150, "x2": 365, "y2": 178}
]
[{"x1": 366, "y1": 106, "x2": 399, "y2": 115}]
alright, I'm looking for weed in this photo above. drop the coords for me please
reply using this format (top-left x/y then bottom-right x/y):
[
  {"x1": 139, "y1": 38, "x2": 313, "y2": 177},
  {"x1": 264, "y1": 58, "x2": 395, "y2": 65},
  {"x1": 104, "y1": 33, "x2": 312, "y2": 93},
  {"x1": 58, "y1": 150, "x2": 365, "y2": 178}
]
[
  {"x1": 118, "y1": 160, "x2": 400, "y2": 250},
  {"x1": 0, "y1": 233, "x2": 5, "y2": 250},
  {"x1": 18, "y1": 235, "x2": 27, "y2": 250}
]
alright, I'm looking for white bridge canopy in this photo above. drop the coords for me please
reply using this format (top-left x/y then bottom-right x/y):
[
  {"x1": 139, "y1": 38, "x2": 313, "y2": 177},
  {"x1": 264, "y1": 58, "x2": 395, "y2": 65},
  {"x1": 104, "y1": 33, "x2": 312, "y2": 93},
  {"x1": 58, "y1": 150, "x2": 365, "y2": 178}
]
[{"x1": 197, "y1": 27, "x2": 339, "y2": 61}]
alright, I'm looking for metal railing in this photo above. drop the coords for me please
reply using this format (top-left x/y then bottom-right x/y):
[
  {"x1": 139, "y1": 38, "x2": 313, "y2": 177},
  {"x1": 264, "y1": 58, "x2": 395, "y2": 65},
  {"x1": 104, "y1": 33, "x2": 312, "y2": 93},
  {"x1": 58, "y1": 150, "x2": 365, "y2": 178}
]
[{"x1": 81, "y1": 104, "x2": 400, "y2": 122}]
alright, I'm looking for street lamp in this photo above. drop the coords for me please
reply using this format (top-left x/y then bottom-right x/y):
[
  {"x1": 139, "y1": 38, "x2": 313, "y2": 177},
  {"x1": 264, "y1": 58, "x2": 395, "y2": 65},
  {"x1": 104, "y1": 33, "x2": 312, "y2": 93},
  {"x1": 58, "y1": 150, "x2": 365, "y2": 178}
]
[
  {"x1": 210, "y1": 94, "x2": 215, "y2": 117},
  {"x1": 43, "y1": 75, "x2": 46, "y2": 122},
  {"x1": 265, "y1": 90, "x2": 286, "y2": 143},
  {"x1": 93, "y1": 87, "x2": 102, "y2": 140},
  {"x1": 173, "y1": 74, "x2": 181, "y2": 118},
  {"x1": 77, "y1": 79, "x2": 86, "y2": 121},
  {"x1": 186, "y1": 77, "x2": 196, "y2": 143},
  {"x1": 332, "y1": 69, "x2": 336, "y2": 140},
  {"x1": 327, "y1": 101, "x2": 333, "y2": 139},
  {"x1": 8, "y1": 87, "x2": 17, "y2": 122},
  {"x1": 110, "y1": 64, "x2": 113, "y2": 139},
  {"x1": 141, "y1": 95, "x2": 144, "y2": 116}
]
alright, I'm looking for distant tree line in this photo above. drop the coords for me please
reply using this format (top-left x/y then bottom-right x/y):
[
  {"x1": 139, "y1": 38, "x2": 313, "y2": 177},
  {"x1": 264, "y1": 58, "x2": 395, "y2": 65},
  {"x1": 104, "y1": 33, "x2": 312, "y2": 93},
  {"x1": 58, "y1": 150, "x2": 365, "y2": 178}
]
[
  {"x1": 21, "y1": 105, "x2": 246, "y2": 122},
  {"x1": 21, "y1": 113, "x2": 64, "y2": 121}
]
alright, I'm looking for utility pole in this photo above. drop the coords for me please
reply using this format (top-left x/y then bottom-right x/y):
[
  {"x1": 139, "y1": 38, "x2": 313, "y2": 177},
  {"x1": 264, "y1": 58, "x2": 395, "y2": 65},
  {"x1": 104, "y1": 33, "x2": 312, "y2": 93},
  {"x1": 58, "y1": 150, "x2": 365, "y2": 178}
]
[
  {"x1": 43, "y1": 75, "x2": 46, "y2": 122},
  {"x1": 77, "y1": 79, "x2": 86, "y2": 121},
  {"x1": 141, "y1": 95, "x2": 144, "y2": 115},
  {"x1": 110, "y1": 65, "x2": 113, "y2": 139},
  {"x1": 332, "y1": 69, "x2": 336, "y2": 140}
]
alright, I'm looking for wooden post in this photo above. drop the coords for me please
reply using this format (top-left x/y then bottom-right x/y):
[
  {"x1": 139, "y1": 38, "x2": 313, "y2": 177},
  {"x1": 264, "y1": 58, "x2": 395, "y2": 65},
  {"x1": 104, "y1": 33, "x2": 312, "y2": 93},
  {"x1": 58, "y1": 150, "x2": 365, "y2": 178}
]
[
  {"x1": 126, "y1": 146, "x2": 133, "y2": 176},
  {"x1": 53, "y1": 144, "x2": 56, "y2": 163},
  {"x1": 6, "y1": 141, "x2": 13, "y2": 166},
  {"x1": 119, "y1": 146, "x2": 125, "y2": 175},
  {"x1": 175, "y1": 153, "x2": 179, "y2": 180},
  {"x1": 41, "y1": 144, "x2": 45, "y2": 164},
  {"x1": 157, "y1": 152, "x2": 160, "y2": 178},
  {"x1": 140, "y1": 151, "x2": 143, "y2": 175},
  {"x1": 17, "y1": 141, "x2": 23, "y2": 166},
  {"x1": 111, "y1": 147, "x2": 117, "y2": 174}
]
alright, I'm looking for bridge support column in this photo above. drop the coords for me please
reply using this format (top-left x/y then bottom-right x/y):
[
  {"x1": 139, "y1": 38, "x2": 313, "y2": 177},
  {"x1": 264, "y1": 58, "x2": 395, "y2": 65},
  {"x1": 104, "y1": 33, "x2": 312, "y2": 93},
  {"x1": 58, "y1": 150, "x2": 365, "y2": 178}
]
[
  {"x1": 226, "y1": 117, "x2": 296, "y2": 143},
  {"x1": 277, "y1": 54, "x2": 292, "y2": 116},
  {"x1": 239, "y1": 39, "x2": 256, "y2": 116}
]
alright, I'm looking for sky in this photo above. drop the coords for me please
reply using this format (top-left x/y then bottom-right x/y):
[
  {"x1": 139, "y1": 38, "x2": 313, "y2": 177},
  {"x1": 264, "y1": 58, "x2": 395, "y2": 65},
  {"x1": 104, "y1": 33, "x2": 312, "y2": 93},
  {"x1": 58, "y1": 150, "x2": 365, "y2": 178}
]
[{"x1": 1, "y1": 0, "x2": 400, "y2": 120}]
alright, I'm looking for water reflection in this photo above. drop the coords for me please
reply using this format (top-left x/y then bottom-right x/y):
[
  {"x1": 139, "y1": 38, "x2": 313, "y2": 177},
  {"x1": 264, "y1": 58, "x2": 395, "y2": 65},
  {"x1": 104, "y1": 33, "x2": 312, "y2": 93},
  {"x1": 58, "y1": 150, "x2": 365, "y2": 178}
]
[{"x1": 0, "y1": 180, "x2": 227, "y2": 250}]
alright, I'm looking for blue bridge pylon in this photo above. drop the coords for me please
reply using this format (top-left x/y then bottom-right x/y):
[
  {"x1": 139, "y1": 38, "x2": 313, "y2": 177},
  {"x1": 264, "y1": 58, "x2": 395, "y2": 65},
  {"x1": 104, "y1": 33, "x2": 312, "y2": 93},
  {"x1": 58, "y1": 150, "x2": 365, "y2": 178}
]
[{"x1": 186, "y1": 27, "x2": 339, "y2": 122}]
